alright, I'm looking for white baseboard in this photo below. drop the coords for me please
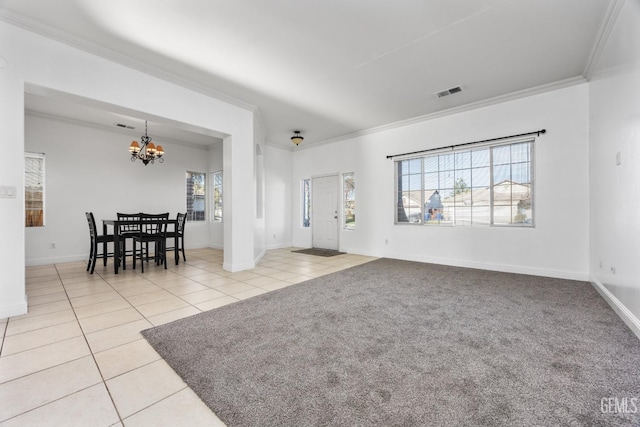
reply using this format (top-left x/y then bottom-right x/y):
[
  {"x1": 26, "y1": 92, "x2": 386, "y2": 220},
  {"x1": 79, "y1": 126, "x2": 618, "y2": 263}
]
[
  {"x1": 0, "y1": 295, "x2": 28, "y2": 318},
  {"x1": 384, "y1": 252, "x2": 589, "y2": 281},
  {"x1": 254, "y1": 249, "x2": 265, "y2": 266},
  {"x1": 223, "y1": 260, "x2": 256, "y2": 272},
  {"x1": 338, "y1": 246, "x2": 363, "y2": 255},
  {"x1": 591, "y1": 277, "x2": 640, "y2": 340},
  {"x1": 26, "y1": 243, "x2": 216, "y2": 267},
  {"x1": 26, "y1": 254, "x2": 86, "y2": 266},
  {"x1": 266, "y1": 242, "x2": 293, "y2": 250}
]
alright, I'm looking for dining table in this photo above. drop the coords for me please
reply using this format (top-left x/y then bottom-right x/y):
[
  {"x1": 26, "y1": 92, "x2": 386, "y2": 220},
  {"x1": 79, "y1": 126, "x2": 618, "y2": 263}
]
[{"x1": 102, "y1": 218, "x2": 178, "y2": 274}]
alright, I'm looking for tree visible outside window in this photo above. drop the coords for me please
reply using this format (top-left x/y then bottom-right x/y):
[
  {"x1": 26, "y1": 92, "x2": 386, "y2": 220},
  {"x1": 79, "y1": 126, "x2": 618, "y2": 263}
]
[
  {"x1": 343, "y1": 173, "x2": 355, "y2": 230},
  {"x1": 186, "y1": 171, "x2": 206, "y2": 221},
  {"x1": 211, "y1": 171, "x2": 223, "y2": 222},
  {"x1": 25, "y1": 152, "x2": 45, "y2": 227},
  {"x1": 302, "y1": 179, "x2": 311, "y2": 228},
  {"x1": 395, "y1": 140, "x2": 534, "y2": 226}
]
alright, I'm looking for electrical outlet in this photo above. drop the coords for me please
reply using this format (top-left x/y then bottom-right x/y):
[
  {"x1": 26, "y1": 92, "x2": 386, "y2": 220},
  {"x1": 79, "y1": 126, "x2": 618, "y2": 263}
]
[
  {"x1": 610, "y1": 266, "x2": 616, "y2": 275},
  {"x1": 0, "y1": 186, "x2": 17, "y2": 198},
  {"x1": 50, "y1": 243, "x2": 56, "y2": 249},
  {"x1": 385, "y1": 239, "x2": 388, "y2": 245}
]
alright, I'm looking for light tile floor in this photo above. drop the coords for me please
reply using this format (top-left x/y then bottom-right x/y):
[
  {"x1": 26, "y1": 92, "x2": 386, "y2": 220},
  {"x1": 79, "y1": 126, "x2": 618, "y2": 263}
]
[{"x1": 0, "y1": 248, "x2": 375, "y2": 426}]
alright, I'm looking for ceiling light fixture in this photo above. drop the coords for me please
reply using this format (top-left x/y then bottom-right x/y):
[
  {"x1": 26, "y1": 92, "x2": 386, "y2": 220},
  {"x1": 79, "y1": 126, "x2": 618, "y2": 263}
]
[
  {"x1": 291, "y1": 131, "x2": 304, "y2": 146},
  {"x1": 128, "y1": 120, "x2": 165, "y2": 165}
]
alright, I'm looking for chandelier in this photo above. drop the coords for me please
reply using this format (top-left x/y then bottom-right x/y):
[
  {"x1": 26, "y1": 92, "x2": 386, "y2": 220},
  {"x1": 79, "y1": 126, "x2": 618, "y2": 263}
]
[{"x1": 129, "y1": 121, "x2": 164, "y2": 165}]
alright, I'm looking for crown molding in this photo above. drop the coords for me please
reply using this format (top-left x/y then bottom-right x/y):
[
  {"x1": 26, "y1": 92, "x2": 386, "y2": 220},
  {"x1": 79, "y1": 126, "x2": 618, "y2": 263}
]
[
  {"x1": 0, "y1": 10, "x2": 264, "y2": 121},
  {"x1": 290, "y1": 76, "x2": 586, "y2": 151},
  {"x1": 25, "y1": 109, "x2": 215, "y2": 150},
  {"x1": 583, "y1": 0, "x2": 626, "y2": 81}
]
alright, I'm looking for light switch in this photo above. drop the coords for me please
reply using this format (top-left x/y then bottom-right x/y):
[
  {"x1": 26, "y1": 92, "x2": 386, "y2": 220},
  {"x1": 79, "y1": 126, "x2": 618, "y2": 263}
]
[{"x1": 0, "y1": 186, "x2": 17, "y2": 198}]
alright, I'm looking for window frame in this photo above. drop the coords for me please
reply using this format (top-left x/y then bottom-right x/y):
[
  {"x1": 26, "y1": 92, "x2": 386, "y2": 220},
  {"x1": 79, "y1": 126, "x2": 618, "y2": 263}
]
[
  {"x1": 210, "y1": 170, "x2": 223, "y2": 223},
  {"x1": 343, "y1": 172, "x2": 355, "y2": 230},
  {"x1": 25, "y1": 152, "x2": 45, "y2": 228},
  {"x1": 186, "y1": 171, "x2": 207, "y2": 222},
  {"x1": 394, "y1": 138, "x2": 535, "y2": 227},
  {"x1": 301, "y1": 178, "x2": 311, "y2": 228}
]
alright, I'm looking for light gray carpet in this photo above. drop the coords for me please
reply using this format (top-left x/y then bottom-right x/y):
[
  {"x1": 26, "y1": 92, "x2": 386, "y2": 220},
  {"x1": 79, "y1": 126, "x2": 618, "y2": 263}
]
[{"x1": 142, "y1": 259, "x2": 640, "y2": 426}]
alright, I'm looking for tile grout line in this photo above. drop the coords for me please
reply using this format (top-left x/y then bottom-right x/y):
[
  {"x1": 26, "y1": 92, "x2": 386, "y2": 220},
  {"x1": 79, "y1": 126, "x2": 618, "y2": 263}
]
[
  {"x1": 9, "y1": 249, "x2": 370, "y2": 424},
  {"x1": 119, "y1": 385, "x2": 190, "y2": 422},
  {"x1": 0, "y1": 265, "x2": 117, "y2": 424},
  {"x1": 0, "y1": 319, "x2": 6, "y2": 358},
  {"x1": 54, "y1": 263, "x2": 127, "y2": 426}
]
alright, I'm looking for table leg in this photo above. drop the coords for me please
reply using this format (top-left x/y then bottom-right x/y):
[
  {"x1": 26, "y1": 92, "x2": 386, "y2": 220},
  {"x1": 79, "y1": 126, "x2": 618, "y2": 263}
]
[{"x1": 105, "y1": 222, "x2": 121, "y2": 274}]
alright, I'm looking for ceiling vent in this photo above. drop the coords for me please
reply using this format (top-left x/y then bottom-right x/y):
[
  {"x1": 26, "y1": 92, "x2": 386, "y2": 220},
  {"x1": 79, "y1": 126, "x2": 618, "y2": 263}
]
[
  {"x1": 115, "y1": 123, "x2": 136, "y2": 130},
  {"x1": 436, "y1": 86, "x2": 462, "y2": 98}
]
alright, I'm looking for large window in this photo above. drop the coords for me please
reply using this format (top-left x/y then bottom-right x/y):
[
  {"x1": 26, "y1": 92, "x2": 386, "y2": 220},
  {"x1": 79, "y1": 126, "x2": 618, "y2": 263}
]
[
  {"x1": 210, "y1": 171, "x2": 223, "y2": 222},
  {"x1": 186, "y1": 171, "x2": 206, "y2": 221},
  {"x1": 302, "y1": 179, "x2": 311, "y2": 228},
  {"x1": 395, "y1": 139, "x2": 534, "y2": 226},
  {"x1": 25, "y1": 152, "x2": 45, "y2": 227},
  {"x1": 343, "y1": 173, "x2": 355, "y2": 230}
]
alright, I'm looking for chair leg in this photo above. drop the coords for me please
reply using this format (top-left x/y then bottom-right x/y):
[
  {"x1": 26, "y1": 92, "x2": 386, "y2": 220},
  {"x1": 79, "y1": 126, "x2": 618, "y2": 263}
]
[
  {"x1": 140, "y1": 242, "x2": 145, "y2": 273},
  {"x1": 162, "y1": 239, "x2": 167, "y2": 269},
  {"x1": 180, "y1": 236, "x2": 186, "y2": 262},
  {"x1": 90, "y1": 243, "x2": 97, "y2": 274},
  {"x1": 87, "y1": 243, "x2": 93, "y2": 271},
  {"x1": 103, "y1": 241, "x2": 108, "y2": 266},
  {"x1": 157, "y1": 241, "x2": 163, "y2": 266},
  {"x1": 133, "y1": 241, "x2": 137, "y2": 271},
  {"x1": 122, "y1": 239, "x2": 127, "y2": 270}
]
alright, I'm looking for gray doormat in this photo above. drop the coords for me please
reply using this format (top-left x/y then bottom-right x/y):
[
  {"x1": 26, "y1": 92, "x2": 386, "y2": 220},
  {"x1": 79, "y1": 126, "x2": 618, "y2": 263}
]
[
  {"x1": 291, "y1": 248, "x2": 345, "y2": 257},
  {"x1": 141, "y1": 258, "x2": 640, "y2": 426}
]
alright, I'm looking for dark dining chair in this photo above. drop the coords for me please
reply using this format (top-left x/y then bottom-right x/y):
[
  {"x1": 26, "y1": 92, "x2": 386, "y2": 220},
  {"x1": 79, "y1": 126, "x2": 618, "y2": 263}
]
[
  {"x1": 165, "y1": 212, "x2": 187, "y2": 265},
  {"x1": 116, "y1": 212, "x2": 141, "y2": 270},
  {"x1": 85, "y1": 212, "x2": 116, "y2": 274},
  {"x1": 132, "y1": 212, "x2": 169, "y2": 273}
]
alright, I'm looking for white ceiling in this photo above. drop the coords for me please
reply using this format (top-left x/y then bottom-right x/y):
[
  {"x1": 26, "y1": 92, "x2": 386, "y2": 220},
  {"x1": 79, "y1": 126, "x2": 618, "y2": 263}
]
[{"x1": 0, "y1": 0, "x2": 614, "y2": 150}]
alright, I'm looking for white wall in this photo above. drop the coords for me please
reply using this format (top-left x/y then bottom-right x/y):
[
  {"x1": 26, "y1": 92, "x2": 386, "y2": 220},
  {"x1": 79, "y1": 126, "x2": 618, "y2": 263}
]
[
  {"x1": 0, "y1": 26, "x2": 26, "y2": 318},
  {"x1": 589, "y1": 0, "x2": 640, "y2": 331},
  {"x1": 264, "y1": 145, "x2": 293, "y2": 249},
  {"x1": 0, "y1": 20, "x2": 256, "y2": 317},
  {"x1": 293, "y1": 84, "x2": 590, "y2": 280},
  {"x1": 24, "y1": 114, "x2": 212, "y2": 265}
]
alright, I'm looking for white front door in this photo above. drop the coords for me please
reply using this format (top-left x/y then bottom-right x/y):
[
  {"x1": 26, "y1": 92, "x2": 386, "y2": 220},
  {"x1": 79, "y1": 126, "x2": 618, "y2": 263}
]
[{"x1": 312, "y1": 175, "x2": 339, "y2": 250}]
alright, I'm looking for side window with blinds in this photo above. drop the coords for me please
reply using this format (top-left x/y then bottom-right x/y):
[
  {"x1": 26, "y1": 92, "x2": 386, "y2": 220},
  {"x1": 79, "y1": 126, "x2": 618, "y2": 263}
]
[
  {"x1": 210, "y1": 171, "x2": 223, "y2": 222},
  {"x1": 343, "y1": 173, "x2": 355, "y2": 230},
  {"x1": 302, "y1": 179, "x2": 311, "y2": 228},
  {"x1": 186, "y1": 171, "x2": 206, "y2": 221},
  {"x1": 25, "y1": 152, "x2": 45, "y2": 227}
]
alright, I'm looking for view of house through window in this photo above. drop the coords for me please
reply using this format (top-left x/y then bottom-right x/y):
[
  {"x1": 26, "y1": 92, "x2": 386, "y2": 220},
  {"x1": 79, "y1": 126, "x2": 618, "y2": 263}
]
[
  {"x1": 396, "y1": 139, "x2": 534, "y2": 226},
  {"x1": 25, "y1": 152, "x2": 45, "y2": 227},
  {"x1": 302, "y1": 179, "x2": 311, "y2": 228},
  {"x1": 343, "y1": 173, "x2": 355, "y2": 230},
  {"x1": 211, "y1": 171, "x2": 223, "y2": 222},
  {"x1": 186, "y1": 171, "x2": 206, "y2": 221}
]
